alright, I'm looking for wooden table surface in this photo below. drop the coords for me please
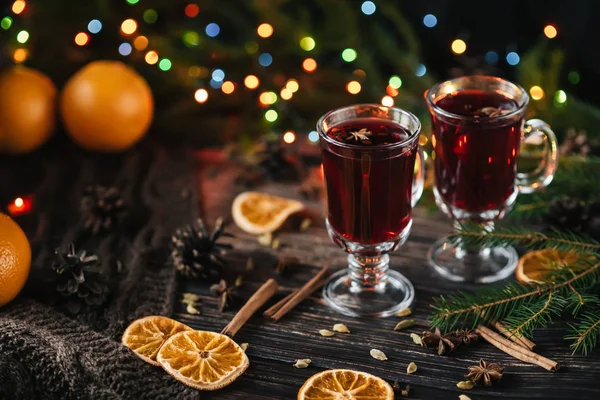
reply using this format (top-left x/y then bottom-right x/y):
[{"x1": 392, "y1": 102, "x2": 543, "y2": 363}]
[{"x1": 175, "y1": 150, "x2": 600, "y2": 400}]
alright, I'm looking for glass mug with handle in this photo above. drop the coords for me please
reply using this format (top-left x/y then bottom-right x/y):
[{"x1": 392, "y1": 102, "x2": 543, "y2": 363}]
[
  {"x1": 317, "y1": 104, "x2": 425, "y2": 317},
  {"x1": 425, "y1": 76, "x2": 558, "y2": 283}
]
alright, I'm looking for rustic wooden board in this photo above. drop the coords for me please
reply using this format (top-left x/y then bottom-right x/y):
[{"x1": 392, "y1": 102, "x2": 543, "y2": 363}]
[{"x1": 175, "y1": 150, "x2": 600, "y2": 400}]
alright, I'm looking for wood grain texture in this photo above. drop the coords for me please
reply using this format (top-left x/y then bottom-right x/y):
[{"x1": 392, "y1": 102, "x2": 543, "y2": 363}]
[{"x1": 174, "y1": 150, "x2": 600, "y2": 400}]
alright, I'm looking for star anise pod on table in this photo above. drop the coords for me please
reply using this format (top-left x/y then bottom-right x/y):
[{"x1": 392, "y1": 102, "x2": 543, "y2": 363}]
[
  {"x1": 466, "y1": 359, "x2": 505, "y2": 386},
  {"x1": 210, "y1": 278, "x2": 241, "y2": 312},
  {"x1": 454, "y1": 329, "x2": 479, "y2": 345},
  {"x1": 421, "y1": 328, "x2": 462, "y2": 356}
]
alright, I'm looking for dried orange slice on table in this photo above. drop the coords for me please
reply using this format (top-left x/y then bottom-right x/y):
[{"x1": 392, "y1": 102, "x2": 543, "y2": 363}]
[
  {"x1": 122, "y1": 316, "x2": 192, "y2": 366},
  {"x1": 232, "y1": 191, "x2": 304, "y2": 234},
  {"x1": 516, "y1": 248, "x2": 585, "y2": 284},
  {"x1": 298, "y1": 369, "x2": 394, "y2": 400},
  {"x1": 157, "y1": 330, "x2": 249, "y2": 391}
]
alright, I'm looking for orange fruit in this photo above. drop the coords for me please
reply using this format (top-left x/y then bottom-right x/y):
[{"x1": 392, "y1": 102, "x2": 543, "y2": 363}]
[
  {"x1": 298, "y1": 369, "x2": 394, "y2": 400},
  {"x1": 0, "y1": 66, "x2": 57, "y2": 154},
  {"x1": 122, "y1": 316, "x2": 192, "y2": 366},
  {"x1": 0, "y1": 213, "x2": 31, "y2": 307},
  {"x1": 232, "y1": 191, "x2": 304, "y2": 234},
  {"x1": 157, "y1": 330, "x2": 249, "y2": 391},
  {"x1": 516, "y1": 248, "x2": 585, "y2": 284},
  {"x1": 61, "y1": 60, "x2": 154, "y2": 152}
]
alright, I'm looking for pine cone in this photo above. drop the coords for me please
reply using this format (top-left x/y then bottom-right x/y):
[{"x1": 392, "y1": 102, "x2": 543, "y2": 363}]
[
  {"x1": 545, "y1": 197, "x2": 589, "y2": 233},
  {"x1": 80, "y1": 185, "x2": 125, "y2": 235},
  {"x1": 171, "y1": 217, "x2": 233, "y2": 282},
  {"x1": 560, "y1": 129, "x2": 599, "y2": 157},
  {"x1": 256, "y1": 139, "x2": 303, "y2": 182},
  {"x1": 52, "y1": 244, "x2": 110, "y2": 314}
]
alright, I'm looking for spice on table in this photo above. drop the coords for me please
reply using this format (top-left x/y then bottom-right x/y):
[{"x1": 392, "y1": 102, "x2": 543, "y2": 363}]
[
  {"x1": 465, "y1": 359, "x2": 505, "y2": 387},
  {"x1": 422, "y1": 328, "x2": 461, "y2": 356},
  {"x1": 494, "y1": 321, "x2": 536, "y2": 350},
  {"x1": 240, "y1": 343, "x2": 248, "y2": 351},
  {"x1": 456, "y1": 380, "x2": 474, "y2": 390},
  {"x1": 406, "y1": 362, "x2": 417, "y2": 374},
  {"x1": 333, "y1": 323, "x2": 350, "y2": 333},
  {"x1": 401, "y1": 384, "x2": 410, "y2": 397},
  {"x1": 396, "y1": 308, "x2": 412, "y2": 317},
  {"x1": 319, "y1": 329, "x2": 334, "y2": 337},
  {"x1": 394, "y1": 319, "x2": 416, "y2": 331},
  {"x1": 454, "y1": 329, "x2": 479, "y2": 345},
  {"x1": 370, "y1": 349, "x2": 388, "y2": 361},
  {"x1": 245, "y1": 257, "x2": 255, "y2": 271},
  {"x1": 210, "y1": 279, "x2": 239, "y2": 312},
  {"x1": 258, "y1": 232, "x2": 273, "y2": 246},
  {"x1": 459, "y1": 395, "x2": 472, "y2": 400},
  {"x1": 294, "y1": 359, "x2": 312, "y2": 368},
  {"x1": 299, "y1": 218, "x2": 312, "y2": 231},
  {"x1": 181, "y1": 293, "x2": 201, "y2": 314},
  {"x1": 410, "y1": 333, "x2": 423, "y2": 345}
]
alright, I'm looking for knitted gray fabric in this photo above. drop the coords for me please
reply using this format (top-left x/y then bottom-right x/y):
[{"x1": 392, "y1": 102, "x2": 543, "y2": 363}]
[{"x1": 0, "y1": 146, "x2": 203, "y2": 400}]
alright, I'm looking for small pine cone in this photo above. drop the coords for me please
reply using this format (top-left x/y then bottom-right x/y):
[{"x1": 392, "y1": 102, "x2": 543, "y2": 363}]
[
  {"x1": 545, "y1": 197, "x2": 589, "y2": 233},
  {"x1": 80, "y1": 185, "x2": 125, "y2": 235}
]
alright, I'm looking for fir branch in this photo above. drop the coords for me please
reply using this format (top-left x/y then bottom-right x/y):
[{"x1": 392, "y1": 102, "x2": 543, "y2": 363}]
[
  {"x1": 566, "y1": 310, "x2": 600, "y2": 355},
  {"x1": 503, "y1": 291, "x2": 564, "y2": 339}
]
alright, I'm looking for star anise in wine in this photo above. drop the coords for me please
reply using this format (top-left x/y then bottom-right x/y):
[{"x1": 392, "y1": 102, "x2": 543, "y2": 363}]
[
  {"x1": 466, "y1": 359, "x2": 505, "y2": 386},
  {"x1": 421, "y1": 328, "x2": 462, "y2": 355},
  {"x1": 210, "y1": 278, "x2": 240, "y2": 312},
  {"x1": 346, "y1": 128, "x2": 372, "y2": 144},
  {"x1": 454, "y1": 329, "x2": 479, "y2": 345}
]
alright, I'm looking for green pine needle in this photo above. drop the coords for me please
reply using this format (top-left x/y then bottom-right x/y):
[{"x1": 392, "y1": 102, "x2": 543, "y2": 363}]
[{"x1": 566, "y1": 310, "x2": 600, "y2": 355}]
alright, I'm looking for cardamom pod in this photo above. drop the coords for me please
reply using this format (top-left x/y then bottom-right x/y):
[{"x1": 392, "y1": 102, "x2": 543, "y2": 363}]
[
  {"x1": 394, "y1": 319, "x2": 416, "y2": 331},
  {"x1": 240, "y1": 343, "x2": 248, "y2": 351},
  {"x1": 410, "y1": 333, "x2": 423, "y2": 345},
  {"x1": 333, "y1": 323, "x2": 350, "y2": 333},
  {"x1": 300, "y1": 218, "x2": 312, "y2": 231},
  {"x1": 319, "y1": 329, "x2": 335, "y2": 337},
  {"x1": 246, "y1": 258, "x2": 254, "y2": 271},
  {"x1": 370, "y1": 349, "x2": 388, "y2": 361},
  {"x1": 186, "y1": 303, "x2": 201, "y2": 315},
  {"x1": 294, "y1": 359, "x2": 312, "y2": 368},
  {"x1": 407, "y1": 362, "x2": 417, "y2": 374},
  {"x1": 459, "y1": 395, "x2": 472, "y2": 400},
  {"x1": 456, "y1": 381, "x2": 473, "y2": 390},
  {"x1": 258, "y1": 233, "x2": 273, "y2": 246},
  {"x1": 396, "y1": 308, "x2": 412, "y2": 317}
]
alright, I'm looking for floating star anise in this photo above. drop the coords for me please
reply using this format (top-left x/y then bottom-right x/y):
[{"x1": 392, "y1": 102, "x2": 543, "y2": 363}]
[
  {"x1": 421, "y1": 328, "x2": 462, "y2": 356},
  {"x1": 346, "y1": 128, "x2": 372, "y2": 144},
  {"x1": 209, "y1": 278, "x2": 241, "y2": 312},
  {"x1": 454, "y1": 329, "x2": 479, "y2": 345},
  {"x1": 466, "y1": 359, "x2": 505, "y2": 386}
]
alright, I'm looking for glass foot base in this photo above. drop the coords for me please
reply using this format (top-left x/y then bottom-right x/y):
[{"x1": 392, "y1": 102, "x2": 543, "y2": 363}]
[
  {"x1": 322, "y1": 268, "x2": 415, "y2": 318},
  {"x1": 428, "y1": 237, "x2": 518, "y2": 284}
]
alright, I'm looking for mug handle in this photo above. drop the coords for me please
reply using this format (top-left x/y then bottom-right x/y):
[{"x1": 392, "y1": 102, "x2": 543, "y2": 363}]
[
  {"x1": 411, "y1": 146, "x2": 426, "y2": 206},
  {"x1": 516, "y1": 119, "x2": 559, "y2": 194}
]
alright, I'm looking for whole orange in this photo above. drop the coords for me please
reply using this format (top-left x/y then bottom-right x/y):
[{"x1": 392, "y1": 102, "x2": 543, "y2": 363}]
[
  {"x1": 0, "y1": 67, "x2": 57, "y2": 154},
  {"x1": 0, "y1": 213, "x2": 31, "y2": 307},
  {"x1": 61, "y1": 61, "x2": 154, "y2": 152}
]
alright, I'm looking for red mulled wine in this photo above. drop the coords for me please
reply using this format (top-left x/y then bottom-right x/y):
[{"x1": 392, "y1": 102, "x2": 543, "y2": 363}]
[
  {"x1": 321, "y1": 118, "x2": 416, "y2": 244},
  {"x1": 431, "y1": 90, "x2": 522, "y2": 213}
]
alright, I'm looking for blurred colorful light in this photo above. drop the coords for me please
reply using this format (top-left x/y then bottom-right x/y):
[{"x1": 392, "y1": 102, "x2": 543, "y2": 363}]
[
  {"x1": 244, "y1": 75, "x2": 260, "y2": 89},
  {"x1": 257, "y1": 23, "x2": 273, "y2": 38},
  {"x1": 283, "y1": 131, "x2": 296, "y2": 144},
  {"x1": 194, "y1": 88, "x2": 208, "y2": 103},
  {"x1": 12, "y1": 1, "x2": 25, "y2": 15},
  {"x1": 185, "y1": 4, "x2": 200, "y2": 18},
  {"x1": 121, "y1": 19, "x2": 137, "y2": 35},
  {"x1": 221, "y1": 81, "x2": 235, "y2": 94},
  {"x1": 342, "y1": 48, "x2": 357, "y2": 62},
  {"x1": 346, "y1": 81, "x2": 361, "y2": 94},
  {"x1": 300, "y1": 37, "x2": 315, "y2": 51},
  {"x1": 302, "y1": 58, "x2": 317, "y2": 72},
  {"x1": 75, "y1": 32, "x2": 89, "y2": 46},
  {"x1": 88, "y1": 19, "x2": 102, "y2": 34}
]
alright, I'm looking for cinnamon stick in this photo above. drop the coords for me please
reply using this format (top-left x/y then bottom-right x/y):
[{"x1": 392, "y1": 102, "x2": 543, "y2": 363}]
[
  {"x1": 221, "y1": 278, "x2": 278, "y2": 337},
  {"x1": 494, "y1": 321, "x2": 536, "y2": 350},
  {"x1": 263, "y1": 276, "x2": 327, "y2": 318},
  {"x1": 476, "y1": 325, "x2": 559, "y2": 372},
  {"x1": 268, "y1": 266, "x2": 329, "y2": 321}
]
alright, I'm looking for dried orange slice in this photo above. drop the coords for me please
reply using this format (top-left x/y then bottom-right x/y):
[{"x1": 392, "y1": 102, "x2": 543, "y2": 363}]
[
  {"x1": 157, "y1": 330, "x2": 249, "y2": 391},
  {"x1": 298, "y1": 369, "x2": 394, "y2": 400},
  {"x1": 122, "y1": 316, "x2": 192, "y2": 366},
  {"x1": 516, "y1": 248, "x2": 584, "y2": 284},
  {"x1": 232, "y1": 191, "x2": 304, "y2": 234}
]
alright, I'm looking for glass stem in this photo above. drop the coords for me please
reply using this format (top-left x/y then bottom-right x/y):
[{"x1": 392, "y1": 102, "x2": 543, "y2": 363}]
[
  {"x1": 453, "y1": 220, "x2": 494, "y2": 280},
  {"x1": 348, "y1": 253, "x2": 390, "y2": 292}
]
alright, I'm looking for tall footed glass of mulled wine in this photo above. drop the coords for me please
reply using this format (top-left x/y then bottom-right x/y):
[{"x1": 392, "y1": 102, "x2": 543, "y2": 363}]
[
  {"x1": 318, "y1": 105, "x2": 425, "y2": 317},
  {"x1": 426, "y1": 76, "x2": 559, "y2": 283}
]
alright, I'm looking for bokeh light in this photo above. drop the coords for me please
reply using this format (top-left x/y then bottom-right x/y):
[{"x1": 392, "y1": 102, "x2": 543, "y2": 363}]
[
  {"x1": 134, "y1": 35, "x2": 149, "y2": 50},
  {"x1": 388, "y1": 76, "x2": 402, "y2": 89},
  {"x1": 188, "y1": 66, "x2": 208, "y2": 78},
  {"x1": 143, "y1": 9, "x2": 158, "y2": 24},
  {"x1": 544, "y1": 25, "x2": 557, "y2": 39},
  {"x1": 530, "y1": 85, "x2": 544, "y2": 100},
  {"x1": 308, "y1": 131, "x2": 319, "y2": 142},
  {"x1": 245, "y1": 42, "x2": 259, "y2": 54},
  {"x1": 1, "y1": 16, "x2": 12, "y2": 30},
  {"x1": 183, "y1": 31, "x2": 200, "y2": 47},
  {"x1": 145, "y1": 50, "x2": 159, "y2": 64},
  {"x1": 158, "y1": 58, "x2": 172, "y2": 71},
  {"x1": 258, "y1": 53, "x2": 273, "y2": 66},
  {"x1": 121, "y1": 19, "x2": 137, "y2": 35},
  {"x1": 13, "y1": 48, "x2": 27, "y2": 63},
  {"x1": 119, "y1": 43, "x2": 132, "y2": 56},
  {"x1": 451, "y1": 39, "x2": 466, "y2": 54},
  {"x1": 353, "y1": 69, "x2": 366, "y2": 77},
  {"x1": 16, "y1": 30, "x2": 29, "y2": 43},
  {"x1": 205, "y1": 23, "x2": 220, "y2": 37},
  {"x1": 185, "y1": 4, "x2": 200, "y2": 18},
  {"x1": 212, "y1": 69, "x2": 225, "y2": 82},
  {"x1": 126, "y1": 0, "x2": 139, "y2": 4},
  {"x1": 257, "y1": 23, "x2": 273, "y2": 38},
  {"x1": 74, "y1": 32, "x2": 89, "y2": 46},
  {"x1": 381, "y1": 96, "x2": 394, "y2": 107},
  {"x1": 194, "y1": 88, "x2": 208, "y2": 103},
  {"x1": 568, "y1": 71, "x2": 580, "y2": 84},
  {"x1": 210, "y1": 79, "x2": 222, "y2": 89},
  {"x1": 302, "y1": 58, "x2": 317, "y2": 72},
  {"x1": 244, "y1": 75, "x2": 260, "y2": 89},
  {"x1": 346, "y1": 81, "x2": 361, "y2": 94},
  {"x1": 265, "y1": 110, "x2": 278, "y2": 122},
  {"x1": 415, "y1": 64, "x2": 427, "y2": 77},
  {"x1": 300, "y1": 36, "x2": 316, "y2": 51},
  {"x1": 283, "y1": 131, "x2": 296, "y2": 144},
  {"x1": 88, "y1": 19, "x2": 102, "y2": 34},
  {"x1": 221, "y1": 81, "x2": 235, "y2": 94},
  {"x1": 506, "y1": 52, "x2": 520, "y2": 65},
  {"x1": 286, "y1": 79, "x2": 299, "y2": 93},
  {"x1": 361, "y1": 1, "x2": 376, "y2": 15},
  {"x1": 259, "y1": 91, "x2": 278, "y2": 105},
  {"x1": 12, "y1": 1, "x2": 25, "y2": 15},
  {"x1": 485, "y1": 51, "x2": 499, "y2": 64},
  {"x1": 280, "y1": 88, "x2": 293, "y2": 100},
  {"x1": 342, "y1": 48, "x2": 357, "y2": 62},
  {"x1": 423, "y1": 14, "x2": 437, "y2": 28},
  {"x1": 555, "y1": 90, "x2": 567, "y2": 104},
  {"x1": 386, "y1": 85, "x2": 399, "y2": 97}
]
